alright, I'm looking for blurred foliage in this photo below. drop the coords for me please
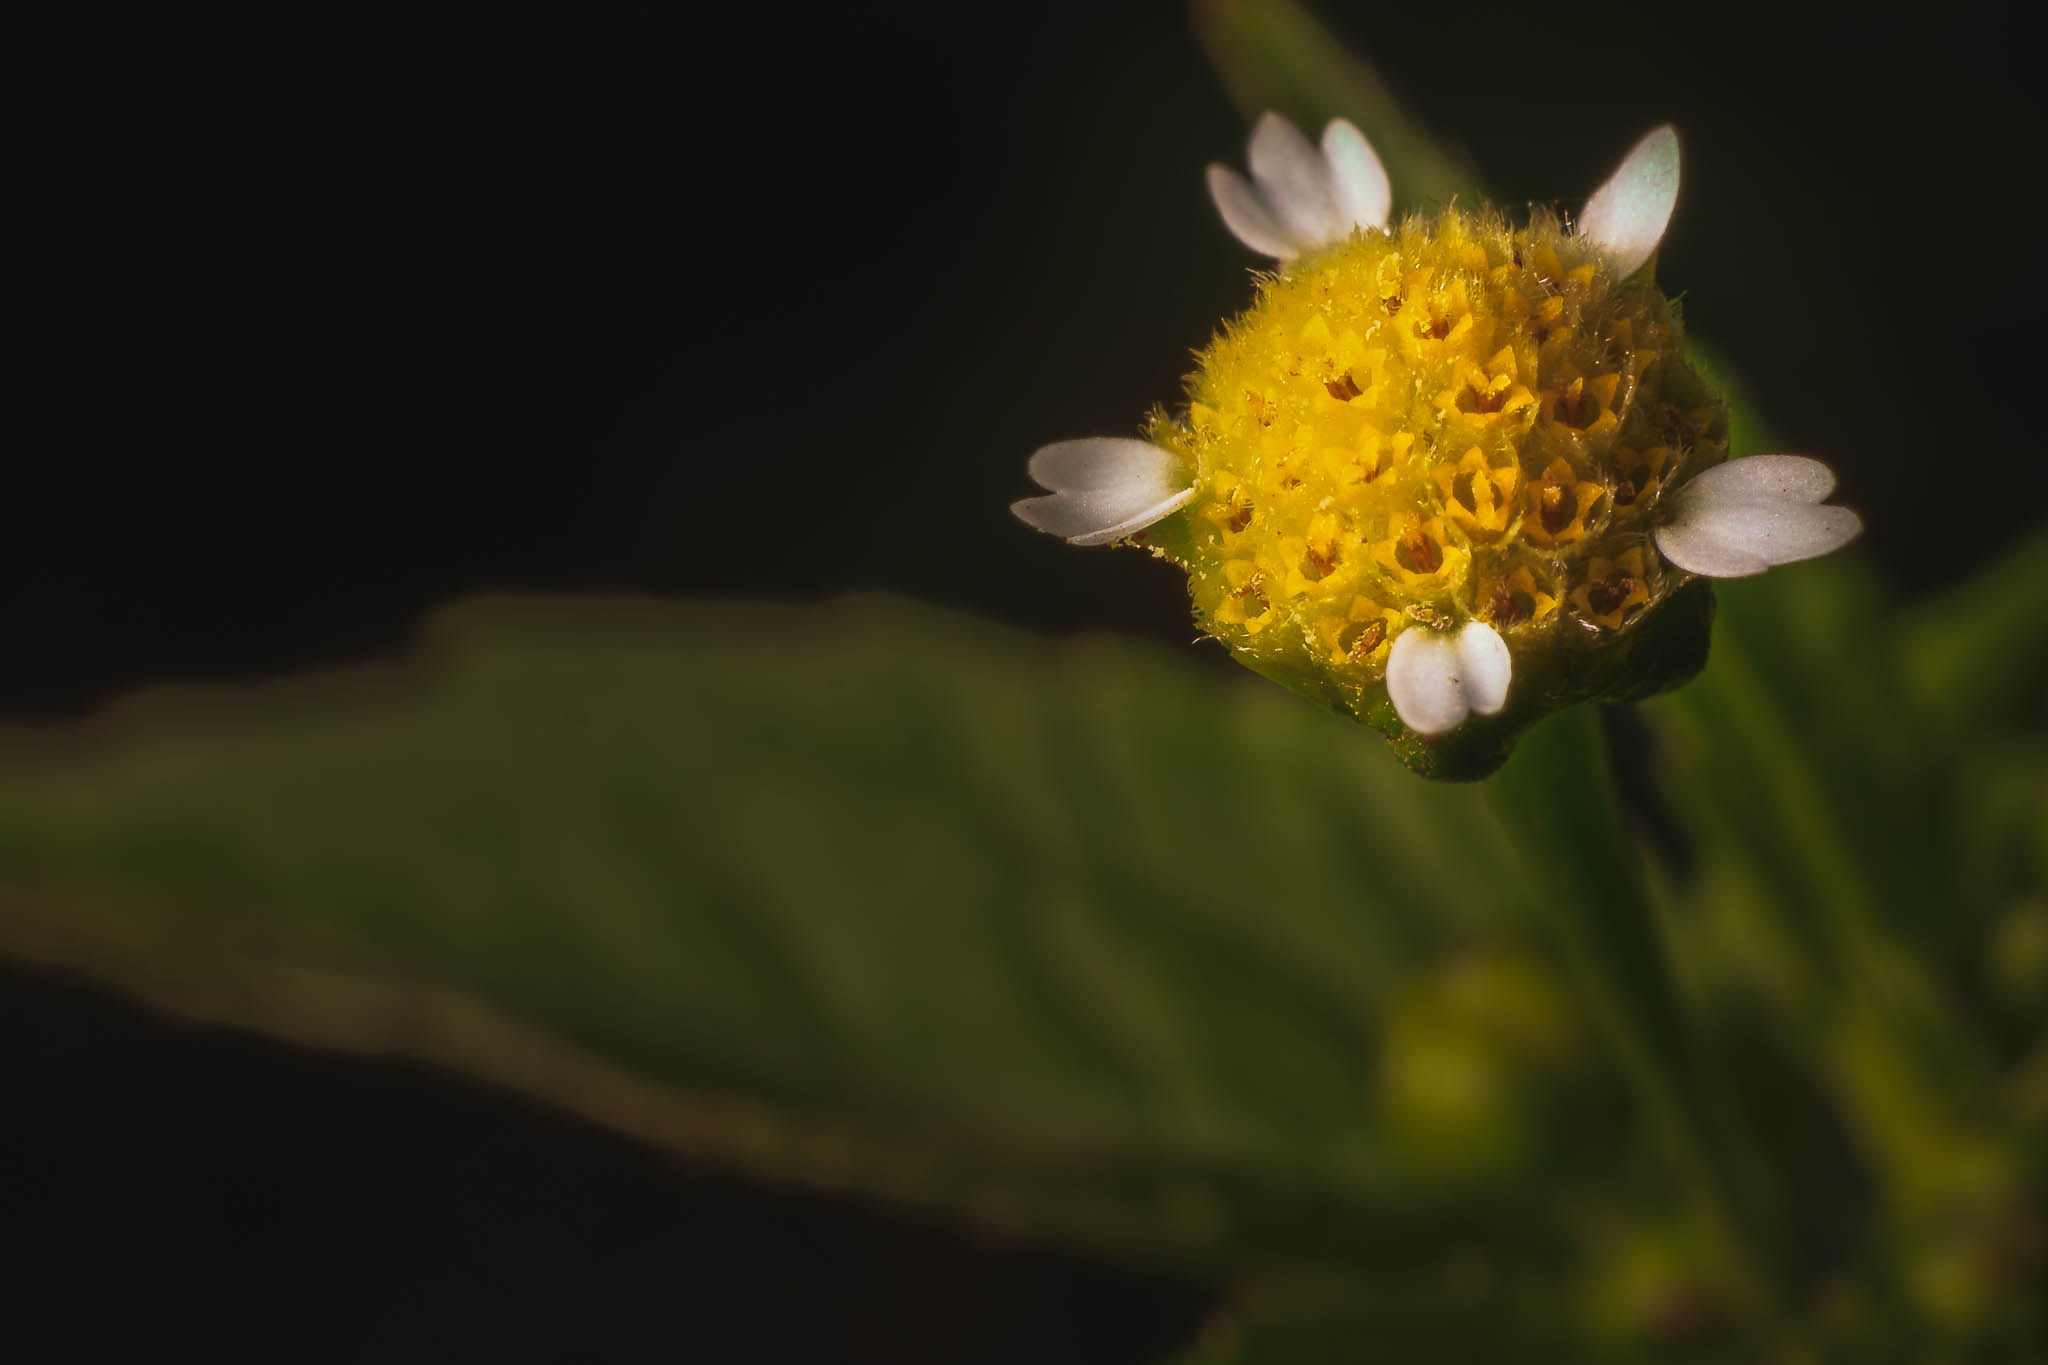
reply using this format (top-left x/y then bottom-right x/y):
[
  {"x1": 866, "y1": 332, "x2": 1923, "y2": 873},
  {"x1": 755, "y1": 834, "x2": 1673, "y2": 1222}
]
[
  {"x1": 0, "y1": 597, "x2": 1623, "y2": 1277},
  {"x1": 0, "y1": 1, "x2": 2044, "y2": 1360},
  {"x1": 0, "y1": 547, "x2": 2041, "y2": 1356}
]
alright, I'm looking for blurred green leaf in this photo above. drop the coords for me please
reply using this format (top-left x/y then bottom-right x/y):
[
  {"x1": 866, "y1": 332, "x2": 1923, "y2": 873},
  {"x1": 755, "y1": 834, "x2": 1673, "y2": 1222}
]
[
  {"x1": 1643, "y1": 557, "x2": 1999, "y2": 1043},
  {"x1": 1159, "y1": 1267, "x2": 1583, "y2": 1363},
  {"x1": 0, "y1": 594, "x2": 1631, "y2": 1277},
  {"x1": 1642, "y1": 560, "x2": 2044, "y2": 1340},
  {"x1": 1898, "y1": 524, "x2": 2048, "y2": 733}
]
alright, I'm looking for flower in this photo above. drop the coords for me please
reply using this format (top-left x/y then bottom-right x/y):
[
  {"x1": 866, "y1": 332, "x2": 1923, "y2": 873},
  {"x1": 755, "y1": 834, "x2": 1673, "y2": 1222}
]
[{"x1": 1012, "y1": 115, "x2": 1861, "y2": 777}]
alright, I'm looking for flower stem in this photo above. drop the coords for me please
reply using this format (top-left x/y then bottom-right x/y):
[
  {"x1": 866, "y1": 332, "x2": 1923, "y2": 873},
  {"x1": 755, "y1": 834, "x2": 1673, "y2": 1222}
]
[{"x1": 1492, "y1": 704, "x2": 1783, "y2": 1319}]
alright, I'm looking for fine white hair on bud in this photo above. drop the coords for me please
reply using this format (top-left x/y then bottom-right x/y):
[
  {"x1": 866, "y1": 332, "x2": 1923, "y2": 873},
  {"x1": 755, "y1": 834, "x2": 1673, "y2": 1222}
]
[
  {"x1": 1653, "y1": 454, "x2": 1863, "y2": 577},
  {"x1": 1011, "y1": 438, "x2": 1198, "y2": 546},
  {"x1": 1206, "y1": 112, "x2": 1390, "y2": 260},
  {"x1": 1578, "y1": 125, "x2": 1679, "y2": 279},
  {"x1": 1385, "y1": 622, "x2": 1513, "y2": 735}
]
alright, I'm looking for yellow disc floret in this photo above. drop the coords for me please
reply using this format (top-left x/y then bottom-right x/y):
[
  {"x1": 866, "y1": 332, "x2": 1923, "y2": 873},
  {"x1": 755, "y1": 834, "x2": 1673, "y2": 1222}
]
[{"x1": 1138, "y1": 205, "x2": 1727, "y2": 737}]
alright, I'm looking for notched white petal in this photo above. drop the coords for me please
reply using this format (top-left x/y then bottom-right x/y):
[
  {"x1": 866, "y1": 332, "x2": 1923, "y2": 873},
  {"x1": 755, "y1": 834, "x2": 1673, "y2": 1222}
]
[
  {"x1": 1013, "y1": 438, "x2": 1197, "y2": 546},
  {"x1": 1208, "y1": 111, "x2": 1397, "y2": 259},
  {"x1": 1580, "y1": 124, "x2": 1679, "y2": 279},
  {"x1": 1320, "y1": 118, "x2": 1390, "y2": 232},
  {"x1": 1246, "y1": 111, "x2": 1340, "y2": 247},
  {"x1": 1206, "y1": 163, "x2": 1298, "y2": 259},
  {"x1": 1386, "y1": 623, "x2": 1514, "y2": 736},
  {"x1": 1654, "y1": 454, "x2": 1862, "y2": 577}
]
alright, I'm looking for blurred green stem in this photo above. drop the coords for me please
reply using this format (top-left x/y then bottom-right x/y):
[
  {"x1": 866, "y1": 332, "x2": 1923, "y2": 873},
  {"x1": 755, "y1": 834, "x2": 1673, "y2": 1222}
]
[{"x1": 1493, "y1": 706, "x2": 1783, "y2": 1319}]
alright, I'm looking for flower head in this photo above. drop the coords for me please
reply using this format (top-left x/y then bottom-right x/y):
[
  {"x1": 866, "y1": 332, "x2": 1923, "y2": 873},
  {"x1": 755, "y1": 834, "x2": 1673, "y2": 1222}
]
[{"x1": 1013, "y1": 117, "x2": 1860, "y2": 778}]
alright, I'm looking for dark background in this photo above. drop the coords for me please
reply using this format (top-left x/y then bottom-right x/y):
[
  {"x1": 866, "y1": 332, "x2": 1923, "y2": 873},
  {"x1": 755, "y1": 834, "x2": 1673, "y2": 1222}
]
[{"x1": 1, "y1": 3, "x2": 2039, "y2": 1358}]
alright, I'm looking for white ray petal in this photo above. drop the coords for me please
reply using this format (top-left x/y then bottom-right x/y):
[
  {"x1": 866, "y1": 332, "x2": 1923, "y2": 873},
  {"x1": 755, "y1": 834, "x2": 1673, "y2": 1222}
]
[
  {"x1": 1320, "y1": 118, "x2": 1390, "y2": 232},
  {"x1": 1654, "y1": 454, "x2": 1862, "y2": 577},
  {"x1": 1387, "y1": 630, "x2": 1469, "y2": 735},
  {"x1": 1655, "y1": 500, "x2": 1863, "y2": 577},
  {"x1": 1013, "y1": 438, "x2": 1197, "y2": 546},
  {"x1": 1580, "y1": 125, "x2": 1679, "y2": 279},
  {"x1": 1386, "y1": 623, "x2": 1514, "y2": 736},
  {"x1": 1206, "y1": 163, "x2": 1299, "y2": 258},
  {"x1": 1674, "y1": 452, "x2": 1836, "y2": 505},
  {"x1": 1246, "y1": 111, "x2": 1341, "y2": 248},
  {"x1": 1454, "y1": 622, "x2": 1512, "y2": 716}
]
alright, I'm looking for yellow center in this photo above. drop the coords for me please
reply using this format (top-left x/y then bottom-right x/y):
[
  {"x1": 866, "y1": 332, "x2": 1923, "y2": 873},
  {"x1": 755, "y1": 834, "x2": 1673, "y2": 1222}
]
[{"x1": 1140, "y1": 205, "x2": 1726, "y2": 720}]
